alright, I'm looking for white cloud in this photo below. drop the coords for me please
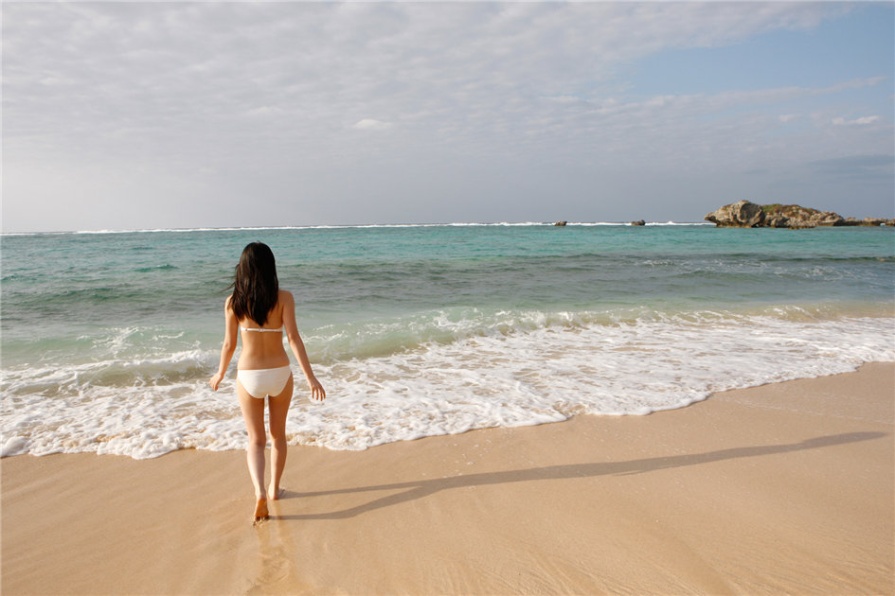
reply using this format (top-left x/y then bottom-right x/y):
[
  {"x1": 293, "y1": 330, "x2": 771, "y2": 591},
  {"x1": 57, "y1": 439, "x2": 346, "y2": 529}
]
[
  {"x1": 354, "y1": 119, "x2": 392, "y2": 131},
  {"x1": 246, "y1": 106, "x2": 281, "y2": 118},
  {"x1": 832, "y1": 115, "x2": 881, "y2": 126}
]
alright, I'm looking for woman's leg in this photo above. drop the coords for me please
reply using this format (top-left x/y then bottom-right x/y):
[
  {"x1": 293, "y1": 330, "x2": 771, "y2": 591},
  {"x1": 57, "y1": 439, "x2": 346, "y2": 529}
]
[
  {"x1": 237, "y1": 382, "x2": 268, "y2": 519},
  {"x1": 267, "y1": 375, "x2": 293, "y2": 501}
]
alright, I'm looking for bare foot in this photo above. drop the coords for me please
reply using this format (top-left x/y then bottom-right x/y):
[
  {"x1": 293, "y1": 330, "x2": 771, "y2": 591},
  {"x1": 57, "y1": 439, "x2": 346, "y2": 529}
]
[
  {"x1": 268, "y1": 487, "x2": 286, "y2": 501},
  {"x1": 253, "y1": 497, "x2": 269, "y2": 523}
]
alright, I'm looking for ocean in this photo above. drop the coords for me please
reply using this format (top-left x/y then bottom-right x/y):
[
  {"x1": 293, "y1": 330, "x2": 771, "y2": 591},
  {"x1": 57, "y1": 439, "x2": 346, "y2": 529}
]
[{"x1": 2, "y1": 223, "x2": 893, "y2": 459}]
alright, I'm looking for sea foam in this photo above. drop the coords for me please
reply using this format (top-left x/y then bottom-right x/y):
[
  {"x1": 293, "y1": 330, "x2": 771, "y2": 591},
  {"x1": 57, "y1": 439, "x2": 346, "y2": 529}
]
[{"x1": 2, "y1": 313, "x2": 892, "y2": 459}]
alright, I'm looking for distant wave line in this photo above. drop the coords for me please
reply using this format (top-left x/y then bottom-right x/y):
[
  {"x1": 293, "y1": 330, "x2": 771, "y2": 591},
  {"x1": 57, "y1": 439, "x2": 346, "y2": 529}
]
[{"x1": 4, "y1": 221, "x2": 714, "y2": 237}]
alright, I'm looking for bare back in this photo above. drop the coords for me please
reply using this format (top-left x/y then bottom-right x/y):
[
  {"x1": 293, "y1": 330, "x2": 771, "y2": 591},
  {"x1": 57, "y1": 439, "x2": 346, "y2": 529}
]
[{"x1": 231, "y1": 290, "x2": 290, "y2": 370}]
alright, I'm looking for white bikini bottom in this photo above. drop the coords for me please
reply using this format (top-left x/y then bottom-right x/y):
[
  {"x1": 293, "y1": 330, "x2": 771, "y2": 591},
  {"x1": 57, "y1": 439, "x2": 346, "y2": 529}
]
[{"x1": 237, "y1": 366, "x2": 292, "y2": 399}]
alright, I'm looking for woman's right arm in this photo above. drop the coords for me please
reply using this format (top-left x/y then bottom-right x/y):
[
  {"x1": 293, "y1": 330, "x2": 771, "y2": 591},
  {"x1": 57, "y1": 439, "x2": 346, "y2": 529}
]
[
  {"x1": 209, "y1": 297, "x2": 238, "y2": 391},
  {"x1": 281, "y1": 291, "x2": 326, "y2": 402}
]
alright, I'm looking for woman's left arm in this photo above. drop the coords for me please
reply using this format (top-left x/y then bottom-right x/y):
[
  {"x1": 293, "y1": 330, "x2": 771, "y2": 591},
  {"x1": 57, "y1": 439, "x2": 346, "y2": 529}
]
[{"x1": 209, "y1": 297, "x2": 239, "y2": 391}]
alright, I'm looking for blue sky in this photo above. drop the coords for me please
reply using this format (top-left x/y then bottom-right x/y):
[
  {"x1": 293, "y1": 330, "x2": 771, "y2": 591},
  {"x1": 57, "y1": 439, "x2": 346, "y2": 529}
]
[
  {"x1": 633, "y1": 4, "x2": 892, "y2": 95},
  {"x1": 3, "y1": 2, "x2": 893, "y2": 233}
]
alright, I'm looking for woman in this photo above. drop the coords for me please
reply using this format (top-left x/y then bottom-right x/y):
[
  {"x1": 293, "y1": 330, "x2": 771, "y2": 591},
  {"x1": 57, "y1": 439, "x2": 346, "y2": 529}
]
[{"x1": 209, "y1": 242, "x2": 325, "y2": 523}]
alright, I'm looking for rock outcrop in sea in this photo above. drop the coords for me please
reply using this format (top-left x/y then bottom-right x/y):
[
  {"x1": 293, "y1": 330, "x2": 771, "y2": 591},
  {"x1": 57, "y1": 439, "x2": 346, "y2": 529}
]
[{"x1": 705, "y1": 200, "x2": 895, "y2": 229}]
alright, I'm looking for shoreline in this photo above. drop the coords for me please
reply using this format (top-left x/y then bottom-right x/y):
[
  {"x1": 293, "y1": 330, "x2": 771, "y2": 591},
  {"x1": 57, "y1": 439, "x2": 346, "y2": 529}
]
[{"x1": 2, "y1": 362, "x2": 893, "y2": 594}]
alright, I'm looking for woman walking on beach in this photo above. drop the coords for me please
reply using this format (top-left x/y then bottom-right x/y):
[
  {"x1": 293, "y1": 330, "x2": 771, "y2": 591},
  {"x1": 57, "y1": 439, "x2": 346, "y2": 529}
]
[{"x1": 209, "y1": 242, "x2": 326, "y2": 523}]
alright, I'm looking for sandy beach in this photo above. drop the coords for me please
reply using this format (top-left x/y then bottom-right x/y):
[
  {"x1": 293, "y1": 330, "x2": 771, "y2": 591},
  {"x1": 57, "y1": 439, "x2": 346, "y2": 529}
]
[{"x1": 2, "y1": 362, "x2": 893, "y2": 595}]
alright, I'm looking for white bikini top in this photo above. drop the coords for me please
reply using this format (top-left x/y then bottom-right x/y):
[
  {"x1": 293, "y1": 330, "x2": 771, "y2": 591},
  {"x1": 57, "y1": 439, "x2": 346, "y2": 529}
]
[{"x1": 240, "y1": 326, "x2": 283, "y2": 333}]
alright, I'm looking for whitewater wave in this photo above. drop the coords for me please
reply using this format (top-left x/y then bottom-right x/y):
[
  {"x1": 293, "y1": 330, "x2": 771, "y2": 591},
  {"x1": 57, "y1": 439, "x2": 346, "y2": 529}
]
[{"x1": 2, "y1": 311, "x2": 892, "y2": 459}]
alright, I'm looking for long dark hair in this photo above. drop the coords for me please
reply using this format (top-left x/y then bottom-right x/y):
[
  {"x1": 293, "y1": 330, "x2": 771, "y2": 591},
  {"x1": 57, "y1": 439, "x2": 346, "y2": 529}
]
[{"x1": 230, "y1": 242, "x2": 279, "y2": 326}]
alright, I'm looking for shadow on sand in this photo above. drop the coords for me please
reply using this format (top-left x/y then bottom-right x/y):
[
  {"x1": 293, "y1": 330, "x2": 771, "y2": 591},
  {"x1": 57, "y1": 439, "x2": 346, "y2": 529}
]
[{"x1": 273, "y1": 431, "x2": 886, "y2": 521}]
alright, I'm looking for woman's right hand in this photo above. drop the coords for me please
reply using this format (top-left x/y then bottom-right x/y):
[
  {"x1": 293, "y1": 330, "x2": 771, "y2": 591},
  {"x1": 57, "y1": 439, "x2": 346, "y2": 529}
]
[{"x1": 308, "y1": 376, "x2": 326, "y2": 403}]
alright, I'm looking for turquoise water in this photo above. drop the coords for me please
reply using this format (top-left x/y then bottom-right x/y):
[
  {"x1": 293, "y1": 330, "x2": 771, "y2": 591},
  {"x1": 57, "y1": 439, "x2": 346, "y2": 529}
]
[{"x1": 2, "y1": 223, "x2": 894, "y2": 458}]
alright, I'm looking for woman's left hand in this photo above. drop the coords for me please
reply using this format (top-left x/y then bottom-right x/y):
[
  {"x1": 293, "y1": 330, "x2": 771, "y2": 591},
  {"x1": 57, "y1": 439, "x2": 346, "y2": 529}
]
[{"x1": 209, "y1": 372, "x2": 225, "y2": 391}]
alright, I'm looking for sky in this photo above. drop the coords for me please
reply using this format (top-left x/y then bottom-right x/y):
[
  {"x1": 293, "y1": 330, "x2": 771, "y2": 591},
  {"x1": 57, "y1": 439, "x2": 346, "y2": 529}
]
[{"x1": 3, "y1": 1, "x2": 893, "y2": 233}]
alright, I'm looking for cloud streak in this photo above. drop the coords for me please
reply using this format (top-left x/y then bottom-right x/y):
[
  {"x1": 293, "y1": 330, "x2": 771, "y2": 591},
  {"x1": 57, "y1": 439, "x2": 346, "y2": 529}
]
[
  {"x1": 354, "y1": 119, "x2": 392, "y2": 131},
  {"x1": 832, "y1": 115, "x2": 881, "y2": 126}
]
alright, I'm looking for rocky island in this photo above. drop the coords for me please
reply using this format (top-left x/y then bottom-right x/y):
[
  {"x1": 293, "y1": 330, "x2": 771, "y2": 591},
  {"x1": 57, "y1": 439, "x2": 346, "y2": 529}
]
[{"x1": 705, "y1": 200, "x2": 895, "y2": 229}]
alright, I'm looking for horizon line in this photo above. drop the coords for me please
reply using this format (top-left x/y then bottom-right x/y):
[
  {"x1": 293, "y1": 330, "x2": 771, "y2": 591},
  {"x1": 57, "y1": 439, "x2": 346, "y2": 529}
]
[{"x1": 1, "y1": 220, "x2": 715, "y2": 236}]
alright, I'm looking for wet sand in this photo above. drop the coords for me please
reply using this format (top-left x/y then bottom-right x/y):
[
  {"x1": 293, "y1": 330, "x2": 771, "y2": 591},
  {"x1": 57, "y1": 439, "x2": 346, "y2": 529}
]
[{"x1": 2, "y1": 362, "x2": 892, "y2": 594}]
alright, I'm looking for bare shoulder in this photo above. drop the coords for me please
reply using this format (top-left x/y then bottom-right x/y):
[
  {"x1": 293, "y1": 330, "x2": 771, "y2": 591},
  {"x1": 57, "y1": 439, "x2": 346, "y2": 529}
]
[
  {"x1": 278, "y1": 290, "x2": 295, "y2": 321},
  {"x1": 223, "y1": 295, "x2": 237, "y2": 325}
]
